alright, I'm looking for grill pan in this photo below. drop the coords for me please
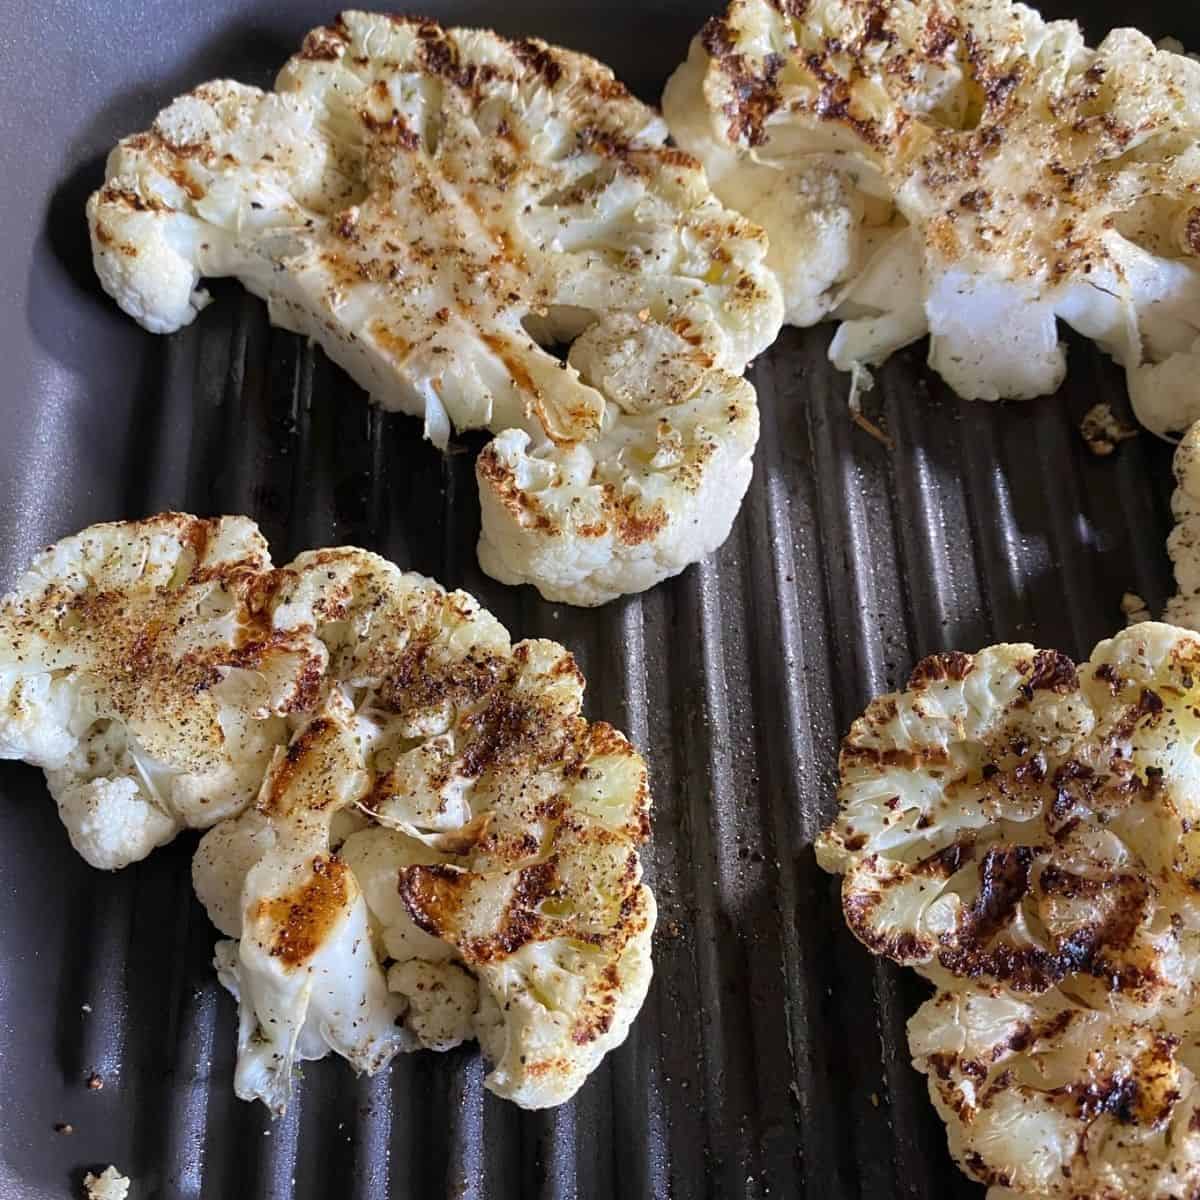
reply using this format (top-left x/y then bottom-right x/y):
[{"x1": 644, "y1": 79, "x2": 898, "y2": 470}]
[{"x1": 1, "y1": 1, "x2": 1196, "y2": 1196}]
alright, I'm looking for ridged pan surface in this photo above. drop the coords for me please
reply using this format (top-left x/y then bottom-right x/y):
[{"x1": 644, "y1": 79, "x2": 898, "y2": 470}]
[{"x1": 0, "y1": 1, "x2": 1194, "y2": 1197}]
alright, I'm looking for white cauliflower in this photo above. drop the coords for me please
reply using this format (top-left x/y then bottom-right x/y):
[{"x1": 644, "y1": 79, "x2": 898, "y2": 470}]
[
  {"x1": 198, "y1": 697, "x2": 409, "y2": 1113},
  {"x1": 87, "y1": 12, "x2": 784, "y2": 605},
  {"x1": 818, "y1": 624, "x2": 1200, "y2": 1012},
  {"x1": 192, "y1": 543, "x2": 653, "y2": 1109},
  {"x1": 910, "y1": 987, "x2": 1200, "y2": 1198},
  {"x1": 1165, "y1": 420, "x2": 1200, "y2": 629},
  {"x1": 664, "y1": 0, "x2": 1200, "y2": 426},
  {"x1": 0, "y1": 513, "x2": 322, "y2": 869},
  {"x1": 379, "y1": 646, "x2": 655, "y2": 1109},
  {"x1": 0, "y1": 518, "x2": 656, "y2": 1108},
  {"x1": 83, "y1": 1167, "x2": 131, "y2": 1200},
  {"x1": 477, "y1": 330, "x2": 758, "y2": 604},
  {"x1": 286, "y1": 551, "x2": 654, "y2": 1107},
  {"x1": 818, "y1": 623, "x2": 1200, "y2": 1196}
]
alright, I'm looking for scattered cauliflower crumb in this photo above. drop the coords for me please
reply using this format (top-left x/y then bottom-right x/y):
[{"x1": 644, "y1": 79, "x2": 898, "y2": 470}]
[
  {"x1": 1080, "y1": 403, "x2": 1138, "y2": 456},
  {"x1": 1121, "y1": 591, "x2": 1152, "y2": 624},
  {"x1": 83, "y1": 1166, "x2": 130, "y2": 1200}
]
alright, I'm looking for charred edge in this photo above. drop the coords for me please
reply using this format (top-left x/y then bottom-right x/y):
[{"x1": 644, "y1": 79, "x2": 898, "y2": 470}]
[
  {"x1": 415, "y1": 22, "x2": 486, "y2": 92},
  {"x1": 1020, "y1": 649, "x2": 1078, "y2": 699},
  {"x1": 913, "y1": 840, "x2": 974, "y2": 878},
  {"x1": 361, "y1": 109, "x2": 422, "y2": 150},
  {"x1": 1186, "y1": 208, "x2": 1200, "y2": 257},
  {"x1": 908, "y1": 651, "x2": 973, "y2": 688},
  {"x1": 802, "y1": 52, "x2": 887, "y2": 150},
  {"x1": 1051, "y1": 1035, "x2": 1180, "y2": 1129},
  {"x1": 257, "y1": 717, "x2": 337, "y2": 814},
  {"x1": 1093, "y1": 661, "x2": 1122, "y2": 695},
  {"x1": 965, "y1": 846, "x2": 1033, "y2": 944},
  {"x1": 181, "y1": 517, "x2": 215, "y2": 577},
  {"x1": 298, "y1": 20, "x2": 348, "y2": 61},
  {"x1": 840, "y1": 743, "x2": 952, "y2": 771},
  {"x1": 510, "y1": 38, "x2": 564, "y2": 87},
  {"x1": 844, "y1": 890, "x2": 933, "y2": 961},
  {"x1": 400, "y1": 859, "x2": 560, "y2": 962},
  {"x1": 600, "y1": 483, "x2": 669, "y2": 547},
  {"x1": 97, "y1": 184, "x2": 171, "y2": 215},
  {"x1": 476, "y1": 444, "x2": 558, "y2": 534}
]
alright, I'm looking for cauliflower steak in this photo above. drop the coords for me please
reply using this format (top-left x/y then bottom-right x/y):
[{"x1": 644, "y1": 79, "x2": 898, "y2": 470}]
[
  {"x1": 818, "y1": 622, "x2": 1200, "y2": 1196},
  {"x1": 665, "y1": 0, "x2": 1200, "y2": 424},
  {"x1": 87, "y1": 11, "x2": 784, "y2": 604},
  {"x1": 188, "y1": 544, "x2": 655, "y2": 1109}
]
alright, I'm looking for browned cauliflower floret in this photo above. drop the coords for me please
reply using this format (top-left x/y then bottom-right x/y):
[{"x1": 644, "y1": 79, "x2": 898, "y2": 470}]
[{"x1": 910, "y1": 986, "x2": 1200, "y2": 1197}]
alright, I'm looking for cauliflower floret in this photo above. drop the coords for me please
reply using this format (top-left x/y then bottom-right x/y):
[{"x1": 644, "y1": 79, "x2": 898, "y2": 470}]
[
  {"x1": 339, "y1": 827, "x2": 456, "y2": 964},
  {"x1": 377, "y1": 648, "x2": 654, "y2": 1107},
  {"x1": 664, "y1": 0, "x2": 1200, "y2": 423},
  {"x1": 0, "y1": 520, "x2": 657, "y2": 1110},
  {"x1": 477, "y1": 323, "x2": 759, "y2": 604},
  {"x1": 279, "y1": 551, "x2": 653, "y2": 1104},
  {"x1": 817, "y1": 624, "x2": 1200, "y2": 1015},
  {"x1": 386, "y1": 959, "x2": 478, "y2": 1052},
  {"x1": 200, "y1": 698, "x2": 408, "y2": 1113},
  {"x1": 910, "y1": 987, "x2": 1200, "y2": 1198},
  {"x1": 49, "y1": 755, "x2": 177, "y2": 872},
  {"x1": 88, "y1": 12, "x2": 783, "y2": 605},
  {"x1": 0, "y1": 513, "x2": 323, "y2": 869}
]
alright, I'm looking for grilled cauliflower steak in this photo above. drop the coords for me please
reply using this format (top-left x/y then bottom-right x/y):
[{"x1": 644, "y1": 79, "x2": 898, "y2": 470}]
[
  {"x1": 0, "y1": 514, "x2": 321, "y2": 869},
  {"x1": 664, "y1": 0, "x2": 1200, "y2": 421},
  {"x1": 87, "y1": 11, "x2": 784, "y2": 604},
  {"x1": 189, "y1": 543, "x2": 654, "y2": 1109},
  {"x1": 818, "y1": 622, "x2": 1200, "y2": 1195}
]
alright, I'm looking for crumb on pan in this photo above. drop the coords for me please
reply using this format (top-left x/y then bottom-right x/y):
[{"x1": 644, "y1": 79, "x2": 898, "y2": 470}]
[
  {"x1": 1081, "y1": 403, "x2": 1138, "y2": 456},
  {"x1": 1121, "y1": 591, "x2": 1152, "y2": 624},
  {"x1": 83, "y1": 1166, "x2": 131, "y2": 1200}
]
